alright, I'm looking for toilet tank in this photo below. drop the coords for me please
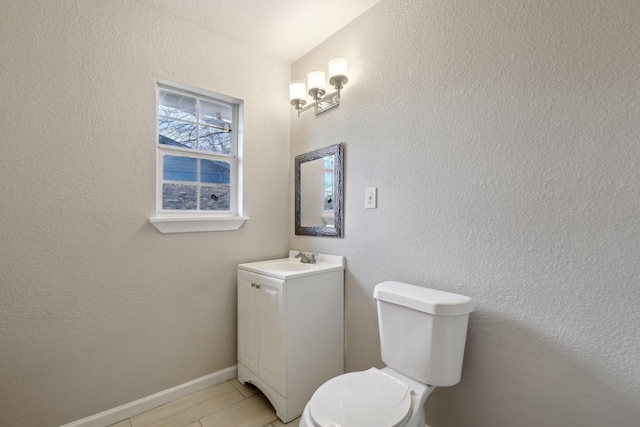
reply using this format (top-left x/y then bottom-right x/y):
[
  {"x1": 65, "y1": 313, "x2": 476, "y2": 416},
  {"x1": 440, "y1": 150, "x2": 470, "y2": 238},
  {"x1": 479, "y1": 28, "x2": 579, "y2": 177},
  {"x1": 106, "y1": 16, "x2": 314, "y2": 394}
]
[{"x1": 373, "y1": 281, "x2": 474, "y2": 387}]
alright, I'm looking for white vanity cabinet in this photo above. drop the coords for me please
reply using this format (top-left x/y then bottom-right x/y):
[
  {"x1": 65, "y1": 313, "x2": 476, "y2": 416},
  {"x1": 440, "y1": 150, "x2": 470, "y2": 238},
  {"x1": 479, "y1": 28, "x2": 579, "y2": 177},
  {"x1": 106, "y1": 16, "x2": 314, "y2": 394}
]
[
  {"x1": 237, "y1": 252, "x2": 344, "y2": 423},
  {"x1": 237, "y1": 271, "x2": 286, "y2": 395}
]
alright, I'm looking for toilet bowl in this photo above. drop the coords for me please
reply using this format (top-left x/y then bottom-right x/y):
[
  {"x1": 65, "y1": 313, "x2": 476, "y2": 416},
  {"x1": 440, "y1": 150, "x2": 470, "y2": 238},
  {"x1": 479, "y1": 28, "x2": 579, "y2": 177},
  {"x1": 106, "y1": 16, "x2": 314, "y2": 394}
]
[
  {"x1": 299, "y1": 367, "x2": 435, "y2": 427},
  {"x1": 298, "y1": 281, "x2": 474, "y2": 427}
]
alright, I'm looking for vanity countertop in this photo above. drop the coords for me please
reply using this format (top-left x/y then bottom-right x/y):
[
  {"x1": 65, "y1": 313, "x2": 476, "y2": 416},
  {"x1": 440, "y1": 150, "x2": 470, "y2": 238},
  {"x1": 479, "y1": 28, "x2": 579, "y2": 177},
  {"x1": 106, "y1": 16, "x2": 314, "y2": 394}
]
[{"x1": 238, "y1": 251, "x2": 344, "y2": 280}]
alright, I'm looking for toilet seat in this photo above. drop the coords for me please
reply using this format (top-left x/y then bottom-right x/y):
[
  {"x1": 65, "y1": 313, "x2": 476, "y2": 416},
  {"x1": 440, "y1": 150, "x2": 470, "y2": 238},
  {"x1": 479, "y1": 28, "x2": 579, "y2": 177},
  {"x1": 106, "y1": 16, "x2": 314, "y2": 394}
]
[{"x1": 309, "y1": 368, "x2": 413, "y2": 427}]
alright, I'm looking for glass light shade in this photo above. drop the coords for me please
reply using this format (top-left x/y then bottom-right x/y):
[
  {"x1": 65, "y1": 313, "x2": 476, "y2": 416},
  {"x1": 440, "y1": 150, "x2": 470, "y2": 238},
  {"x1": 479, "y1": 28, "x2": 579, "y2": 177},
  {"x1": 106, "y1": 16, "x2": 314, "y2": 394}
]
[
  {"x1": 329, "y1": 57, "x2": 348, "y2": 78},
  {"x1": 290, "y1": 80, "x2": 306, "y2": 101},
  {"x1": 307, "y1": 69, "x2": 326, "y2": 91}
]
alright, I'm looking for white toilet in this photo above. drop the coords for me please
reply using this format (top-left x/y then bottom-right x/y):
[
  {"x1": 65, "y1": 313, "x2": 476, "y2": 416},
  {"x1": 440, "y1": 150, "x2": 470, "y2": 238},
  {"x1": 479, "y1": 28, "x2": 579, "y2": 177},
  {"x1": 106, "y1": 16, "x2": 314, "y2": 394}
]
[{"x1": 299, "y1": 281, "x2": 474, "y2": 427}]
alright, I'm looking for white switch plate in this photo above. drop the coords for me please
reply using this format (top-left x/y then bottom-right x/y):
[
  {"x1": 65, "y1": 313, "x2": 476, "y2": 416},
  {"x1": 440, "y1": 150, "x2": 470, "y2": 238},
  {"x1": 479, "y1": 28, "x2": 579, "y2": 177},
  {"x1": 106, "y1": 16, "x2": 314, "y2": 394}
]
[{"x1": 365, "y1": 187, "x2": 377, "y2": 209}]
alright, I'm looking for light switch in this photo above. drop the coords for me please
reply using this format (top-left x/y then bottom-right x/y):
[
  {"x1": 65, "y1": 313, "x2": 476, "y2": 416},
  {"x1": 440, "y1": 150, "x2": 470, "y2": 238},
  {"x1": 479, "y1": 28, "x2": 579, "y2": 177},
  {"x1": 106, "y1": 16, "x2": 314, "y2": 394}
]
[{"x1": 365, "y1": 187, "x2": 377, "y2": 209}]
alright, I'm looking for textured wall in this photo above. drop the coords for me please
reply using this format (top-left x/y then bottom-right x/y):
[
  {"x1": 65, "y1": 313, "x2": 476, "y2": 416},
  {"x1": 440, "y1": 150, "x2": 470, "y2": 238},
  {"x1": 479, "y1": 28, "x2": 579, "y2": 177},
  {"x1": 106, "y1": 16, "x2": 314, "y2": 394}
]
[
  {"x1": 0, "y1": 1, "x2": 290, "y2": 426},
  {"x1": 290, "y1": 0, "x2": 640, "y2": 426}
]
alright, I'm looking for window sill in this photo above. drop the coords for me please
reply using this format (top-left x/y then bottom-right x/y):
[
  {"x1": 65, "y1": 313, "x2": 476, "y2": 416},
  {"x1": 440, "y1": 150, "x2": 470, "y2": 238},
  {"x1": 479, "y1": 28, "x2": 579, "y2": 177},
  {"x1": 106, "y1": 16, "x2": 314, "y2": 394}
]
[{"x1": 149, "y1": 216, "x2": 249, "y2": 233}]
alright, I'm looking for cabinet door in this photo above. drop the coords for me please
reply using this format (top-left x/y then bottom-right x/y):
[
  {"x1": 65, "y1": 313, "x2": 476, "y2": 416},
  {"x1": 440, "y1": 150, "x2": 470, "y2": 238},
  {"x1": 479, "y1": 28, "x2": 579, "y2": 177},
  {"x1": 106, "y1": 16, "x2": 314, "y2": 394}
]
[
  {"x1": 256, "y1": 275, "x2": 286, "y2": 396},
  {"x1": 238, "y1": 271, "x2": 259, "y2": 374}
]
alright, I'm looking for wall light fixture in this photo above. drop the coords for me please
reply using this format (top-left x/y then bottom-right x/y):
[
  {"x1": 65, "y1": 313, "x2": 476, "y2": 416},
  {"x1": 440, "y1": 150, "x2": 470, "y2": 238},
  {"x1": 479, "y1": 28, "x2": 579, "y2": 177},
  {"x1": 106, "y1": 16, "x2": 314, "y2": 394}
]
[{"x1": 290, "y1": 57, "x2": 349, "y2": 116}]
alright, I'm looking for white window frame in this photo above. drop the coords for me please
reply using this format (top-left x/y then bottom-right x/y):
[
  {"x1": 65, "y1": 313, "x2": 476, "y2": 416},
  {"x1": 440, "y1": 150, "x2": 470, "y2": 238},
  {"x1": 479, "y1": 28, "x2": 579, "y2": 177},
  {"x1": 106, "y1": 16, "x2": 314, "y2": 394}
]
[{"x1": 149, "y1": 78, "x2": 248, "y2": 233}]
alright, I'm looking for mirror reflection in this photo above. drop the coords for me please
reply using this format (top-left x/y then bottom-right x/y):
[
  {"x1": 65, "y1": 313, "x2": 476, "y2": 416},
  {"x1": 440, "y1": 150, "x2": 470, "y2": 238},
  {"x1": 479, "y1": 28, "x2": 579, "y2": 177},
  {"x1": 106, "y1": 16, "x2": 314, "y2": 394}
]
[
  {"x1": 300, "y1": 155, "x2": 334, "y2": 227},
  {"x1": 295, "y1": 143, "x2": 343, "y2": 237}
]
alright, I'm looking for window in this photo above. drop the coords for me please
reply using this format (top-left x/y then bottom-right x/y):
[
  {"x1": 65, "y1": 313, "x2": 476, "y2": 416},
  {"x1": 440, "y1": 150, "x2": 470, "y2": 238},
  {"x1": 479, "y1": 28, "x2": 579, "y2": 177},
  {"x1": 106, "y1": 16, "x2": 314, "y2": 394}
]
[
  {"x1": 150, "y1": 79, "x2": 247, "y2": 233},
  {"x1": 324, "y1": 155, "x2": 334, "y2": 212}
]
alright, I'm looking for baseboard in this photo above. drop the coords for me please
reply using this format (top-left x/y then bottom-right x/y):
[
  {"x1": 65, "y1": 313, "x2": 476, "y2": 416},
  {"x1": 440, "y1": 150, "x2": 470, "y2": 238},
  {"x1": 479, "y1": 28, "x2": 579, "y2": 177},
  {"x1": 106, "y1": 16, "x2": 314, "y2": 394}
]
[{"x1": 59, "y1": 365, "x2": 238, "y2": 427}]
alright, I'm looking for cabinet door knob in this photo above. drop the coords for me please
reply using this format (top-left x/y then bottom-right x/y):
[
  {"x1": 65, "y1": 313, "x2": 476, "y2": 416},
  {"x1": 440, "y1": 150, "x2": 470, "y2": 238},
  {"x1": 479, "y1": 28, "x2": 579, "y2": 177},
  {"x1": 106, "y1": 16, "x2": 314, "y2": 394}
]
[
  {"x1": 256, "y1": 284, "x2": 261, "y2": 289},
  {"x1": 251, "y1": 282, "x2": 256, "y2": 288}
]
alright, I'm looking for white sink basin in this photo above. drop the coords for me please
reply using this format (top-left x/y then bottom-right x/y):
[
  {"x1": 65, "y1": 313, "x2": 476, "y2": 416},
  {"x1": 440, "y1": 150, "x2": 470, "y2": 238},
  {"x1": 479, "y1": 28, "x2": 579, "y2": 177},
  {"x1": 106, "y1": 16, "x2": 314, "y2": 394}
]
[
  {"x1": 266, "y1": 262, "x2": 319, "y2": 272},
  {"x1": 238, "y1": 251, "x2": 345, "y2": 279}
]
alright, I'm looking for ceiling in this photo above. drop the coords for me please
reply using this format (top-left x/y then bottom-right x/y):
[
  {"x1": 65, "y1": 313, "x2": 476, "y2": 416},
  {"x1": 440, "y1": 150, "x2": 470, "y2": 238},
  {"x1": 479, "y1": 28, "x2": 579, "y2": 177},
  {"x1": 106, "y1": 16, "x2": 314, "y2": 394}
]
[{"x1": 136, "y1": 0, "x2": 381, "y2": 63}]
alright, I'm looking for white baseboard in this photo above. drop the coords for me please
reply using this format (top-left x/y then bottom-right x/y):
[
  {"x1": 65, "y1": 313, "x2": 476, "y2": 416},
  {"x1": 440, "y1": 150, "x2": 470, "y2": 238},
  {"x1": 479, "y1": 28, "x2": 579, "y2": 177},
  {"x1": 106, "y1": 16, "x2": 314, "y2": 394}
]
[{"x1": 59, "y1": 365, "x2": 238, "y2": 427}]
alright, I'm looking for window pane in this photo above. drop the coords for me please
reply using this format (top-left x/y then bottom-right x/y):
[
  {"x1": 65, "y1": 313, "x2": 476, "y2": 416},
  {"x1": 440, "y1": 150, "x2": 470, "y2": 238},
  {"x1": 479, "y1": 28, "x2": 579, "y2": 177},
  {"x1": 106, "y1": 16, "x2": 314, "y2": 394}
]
[
  {"x1": 199, "y1": 125, "x2": 232, "y2": 154},
  {"x1": 325, "y1": 192, "x2": 334, "y2": 211},
  {"x1": 163, "y1": 155, "x2": 197, "y2": 182},
  {"x1": 159, "y1": 90, "x2": 197, "y2": 121},
  {"x1": 200, "y1": 99, "x2": 232, "y2": 125},
  {"x1": 324, "y1": 155, "x2": 334, "y2": 168},
  {"x1": 324, "y1": 171, "x2": 334, "y2": 211},
  {"x1": 162, "y1": 184, "x2": 197, "y2": 210},
  {"x1": 325, "y1": 172, "x2": 333, "y2": 191},
  {"x1": 159, "y1": 118, "x2": 197, "y2": 149},
  {"x1": 200, "y1": 185, "x2": 230, "y2": 211},
  {"x1": 200, "y1": 159, "x2": 230, "y2": 183}
]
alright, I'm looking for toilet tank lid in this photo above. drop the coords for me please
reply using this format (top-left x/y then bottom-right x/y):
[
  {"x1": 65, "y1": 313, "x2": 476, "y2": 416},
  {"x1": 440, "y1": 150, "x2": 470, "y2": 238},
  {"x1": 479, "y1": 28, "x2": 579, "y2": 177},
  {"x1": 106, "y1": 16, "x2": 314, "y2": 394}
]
[{"x1": 374, "y1": 281, "x2": 474, "y2": 316}]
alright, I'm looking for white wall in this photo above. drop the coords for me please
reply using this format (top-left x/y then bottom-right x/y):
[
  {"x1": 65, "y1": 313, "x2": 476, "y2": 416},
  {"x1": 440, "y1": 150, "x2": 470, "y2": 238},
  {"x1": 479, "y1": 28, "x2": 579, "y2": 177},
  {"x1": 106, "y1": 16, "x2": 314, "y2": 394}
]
[
  {"x1": 0, "y1": 1, "x2": 290, "y2": 426},
  {"x1": 290, "y1": 0, "x2": 640, "y2": 426}
]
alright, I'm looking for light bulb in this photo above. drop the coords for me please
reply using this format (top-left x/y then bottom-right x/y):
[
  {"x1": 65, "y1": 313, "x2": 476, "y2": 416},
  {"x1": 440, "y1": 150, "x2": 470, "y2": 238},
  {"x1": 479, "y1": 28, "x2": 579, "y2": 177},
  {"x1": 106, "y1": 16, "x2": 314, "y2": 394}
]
[
  {"x1": 307, "y1": 69, "x2": 326, "y2": 91},
  {"x1": 289, "y1": 80, "x2": 306, "y2": 101},
  {"x1": 329, "y1": 57, "x2": 348, "y2": 78}
]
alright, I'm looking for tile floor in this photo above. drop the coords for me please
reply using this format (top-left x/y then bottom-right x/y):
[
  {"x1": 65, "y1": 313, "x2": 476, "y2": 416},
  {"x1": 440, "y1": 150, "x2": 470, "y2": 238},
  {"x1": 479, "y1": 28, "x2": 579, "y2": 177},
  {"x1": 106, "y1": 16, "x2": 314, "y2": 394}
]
[{"x1": 108, "y1": 378, "x2": 300, "y2": 427}]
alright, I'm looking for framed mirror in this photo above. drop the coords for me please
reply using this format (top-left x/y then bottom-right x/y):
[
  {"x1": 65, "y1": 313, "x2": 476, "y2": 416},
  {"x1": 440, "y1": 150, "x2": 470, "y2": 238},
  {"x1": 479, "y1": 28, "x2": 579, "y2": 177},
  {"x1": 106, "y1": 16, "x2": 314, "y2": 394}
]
[{"x1": 295, "y1": 143, "x2": 343, "y2": 237}]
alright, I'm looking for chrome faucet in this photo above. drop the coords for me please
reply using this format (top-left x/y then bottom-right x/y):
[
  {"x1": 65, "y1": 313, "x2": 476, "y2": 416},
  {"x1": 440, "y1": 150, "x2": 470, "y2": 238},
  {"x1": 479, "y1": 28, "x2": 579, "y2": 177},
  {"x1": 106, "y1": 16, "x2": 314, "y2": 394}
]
[{"x1": 295, "y1": 251, "x2": 317, "y2": 264}]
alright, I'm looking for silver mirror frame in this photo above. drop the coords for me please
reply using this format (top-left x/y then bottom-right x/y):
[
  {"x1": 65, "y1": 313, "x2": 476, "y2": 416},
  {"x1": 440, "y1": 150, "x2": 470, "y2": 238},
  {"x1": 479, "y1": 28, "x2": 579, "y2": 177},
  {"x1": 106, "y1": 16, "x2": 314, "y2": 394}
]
[{"x1": 295, "y1": 143, "x2": 343, "y2": 237}]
